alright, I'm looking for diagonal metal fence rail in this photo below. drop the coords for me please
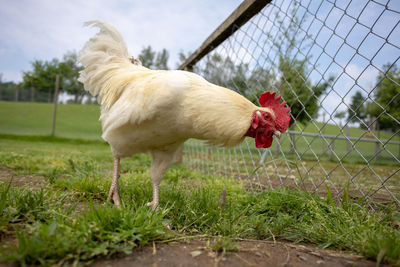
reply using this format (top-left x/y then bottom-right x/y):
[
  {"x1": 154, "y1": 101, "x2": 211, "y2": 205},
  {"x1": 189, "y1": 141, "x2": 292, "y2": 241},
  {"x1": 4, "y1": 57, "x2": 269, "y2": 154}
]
[{"x1": 179, "y1": 0, "x2": 400, "y2": 208}]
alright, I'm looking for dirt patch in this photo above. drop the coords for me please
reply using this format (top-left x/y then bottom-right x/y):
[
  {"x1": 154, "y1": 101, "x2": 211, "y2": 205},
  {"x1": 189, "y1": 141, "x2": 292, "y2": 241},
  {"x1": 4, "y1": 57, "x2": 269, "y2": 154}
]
[
  {"x1": 91, "y1": 239, "x2": 384, "y2": 267},
  {"x1": 0, "y1": 168, "x2": 45, "y2": 189},
  {"x1": 0, "y1": 233, "x2": 18, "y2": 267},
  {"x1": 0, "y1": 239, "x2": 385, "y2": 267}
]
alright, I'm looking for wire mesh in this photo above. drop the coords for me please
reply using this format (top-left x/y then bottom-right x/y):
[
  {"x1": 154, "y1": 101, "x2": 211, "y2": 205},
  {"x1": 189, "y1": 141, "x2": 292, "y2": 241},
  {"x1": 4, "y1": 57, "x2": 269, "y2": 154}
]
[{"x1": 183, "y1": 0, "x2": 400, "y2": 207}]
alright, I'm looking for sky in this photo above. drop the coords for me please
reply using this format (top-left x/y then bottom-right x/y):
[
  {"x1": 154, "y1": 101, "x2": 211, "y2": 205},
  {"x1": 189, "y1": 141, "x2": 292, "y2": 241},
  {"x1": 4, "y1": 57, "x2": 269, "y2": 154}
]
[
  {"x1": 201, "y1": 0, "x2": 400, "y2": 121},
  {"x1": 1, "y1": 0, "x2": 399, "y2": 124},
  {"x1": 0, "y1": 0, "x2": 242, "y2": 83}
]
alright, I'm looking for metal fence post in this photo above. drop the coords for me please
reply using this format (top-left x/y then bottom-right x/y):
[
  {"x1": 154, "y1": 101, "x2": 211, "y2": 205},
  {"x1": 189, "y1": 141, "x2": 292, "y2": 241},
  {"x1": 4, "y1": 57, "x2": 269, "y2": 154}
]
[
  {"x1": 374, "y1": 141, "x2": 380, "y2": 163},
  {"x1": 345, "y1": 126, "x2": 351, "y2": 154},
  {"x1": 30, "y1": 87, "x2": 35, "y2": 102},
  {"x1": 14, "y1": 87, "x2": 19, "y2": 102},
  {"x1": 275, "y1": 139, "x2": 279, "y2": 157},
  {"x1": 322, "y1": 112, "x2": 326, "y2": 153},
  {"x1": 51, "y1": 75, "x2": 59, "y2": 136}
]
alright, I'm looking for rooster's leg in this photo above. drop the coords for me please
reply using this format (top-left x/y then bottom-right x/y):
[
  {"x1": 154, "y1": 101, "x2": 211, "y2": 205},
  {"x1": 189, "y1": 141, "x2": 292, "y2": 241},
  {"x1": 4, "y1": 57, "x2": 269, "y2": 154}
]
[
  {"x1": 147, "y1": 150, "x2": 175, "y2": 209},
  {"x1": 108, "y1": 157, "x2": 121, "y2": 208}
]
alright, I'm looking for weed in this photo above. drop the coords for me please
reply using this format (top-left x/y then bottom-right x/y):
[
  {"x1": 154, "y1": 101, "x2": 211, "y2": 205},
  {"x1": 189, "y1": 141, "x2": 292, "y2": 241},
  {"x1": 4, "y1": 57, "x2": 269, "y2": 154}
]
[
  {"x1": 207, "y1": 237, "x2": 239, "y2": 253},
  {"x1": 0, "y1": 182, "x2": 12, "y2": 235}
]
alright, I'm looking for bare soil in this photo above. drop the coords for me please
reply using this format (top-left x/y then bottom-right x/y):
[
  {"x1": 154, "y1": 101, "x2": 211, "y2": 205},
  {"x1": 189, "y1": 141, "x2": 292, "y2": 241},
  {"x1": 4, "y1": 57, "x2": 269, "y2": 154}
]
[
  {"x1": 0, "y1": 239, "x2": 388, "y2": 267},
  {"x1": 0, "y1": 168, "x2": 45, "y2": 189},
  {"x1": 91, "y1": 239, "x2": 385, "y2": 267}
]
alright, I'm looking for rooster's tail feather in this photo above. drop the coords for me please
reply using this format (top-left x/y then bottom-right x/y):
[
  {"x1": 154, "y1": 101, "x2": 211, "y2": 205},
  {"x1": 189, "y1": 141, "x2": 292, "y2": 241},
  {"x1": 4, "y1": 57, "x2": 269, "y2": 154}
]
[{"x1": 78, "y1": 20, "x2": 143, "y2": 109}]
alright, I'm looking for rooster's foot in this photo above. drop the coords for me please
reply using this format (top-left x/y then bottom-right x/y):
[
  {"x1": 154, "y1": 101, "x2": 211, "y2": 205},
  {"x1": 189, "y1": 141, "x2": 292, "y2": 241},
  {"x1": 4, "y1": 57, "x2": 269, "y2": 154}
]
[
  {"x1": 108, "y1": 188, "x2": 121, "y2": 209},
  {"x1": 146, "y1": 201, "x2": 158, "y2": 210}
]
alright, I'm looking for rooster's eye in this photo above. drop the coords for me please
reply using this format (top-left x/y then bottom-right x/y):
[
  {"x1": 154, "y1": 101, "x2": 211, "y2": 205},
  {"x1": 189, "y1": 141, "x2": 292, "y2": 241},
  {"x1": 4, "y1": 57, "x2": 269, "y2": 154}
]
[{"x1": 265, "y1": 114, "x2": 269, "y2": 119}]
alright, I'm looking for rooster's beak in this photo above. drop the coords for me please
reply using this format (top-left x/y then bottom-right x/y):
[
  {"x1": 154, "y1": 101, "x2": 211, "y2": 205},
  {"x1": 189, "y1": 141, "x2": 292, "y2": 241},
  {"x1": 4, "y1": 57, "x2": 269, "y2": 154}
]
[{"x1": 273, "y1": 130, "x2": 281, "y2": 139}]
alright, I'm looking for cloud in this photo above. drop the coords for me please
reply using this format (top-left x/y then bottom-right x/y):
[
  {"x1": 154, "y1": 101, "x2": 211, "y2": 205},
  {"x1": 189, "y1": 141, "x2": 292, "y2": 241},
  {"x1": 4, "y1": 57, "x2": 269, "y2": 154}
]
[
  {"x1": 0, "y1": 70, "x2": 23, "y2": 83},
  {"x1": 0, "y1": 0, "x2": 242, "y2": 82},
  {"x1": 318, "y1": 63, "x2": 379, "y2": 124},
  {"x1": 345, "y1": 64, "x2": 379, "y2": 93}
]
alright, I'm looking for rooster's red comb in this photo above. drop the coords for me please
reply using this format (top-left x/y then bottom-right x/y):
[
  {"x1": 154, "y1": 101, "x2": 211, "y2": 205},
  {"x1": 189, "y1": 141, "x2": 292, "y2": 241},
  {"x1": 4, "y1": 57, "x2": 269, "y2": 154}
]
[{"x1": 259, "y1": 91, "x2": 291, "y2": 133}]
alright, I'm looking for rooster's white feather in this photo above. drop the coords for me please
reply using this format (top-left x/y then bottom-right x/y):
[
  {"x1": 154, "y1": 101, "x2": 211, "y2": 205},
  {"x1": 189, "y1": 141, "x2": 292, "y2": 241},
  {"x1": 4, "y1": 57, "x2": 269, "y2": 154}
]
[
  {"x1": 78, "y1": 21, "x2": 287, "y2": 208},
  {"x1": 78, "y1": 21, "x2": 269, "y2": 157}
]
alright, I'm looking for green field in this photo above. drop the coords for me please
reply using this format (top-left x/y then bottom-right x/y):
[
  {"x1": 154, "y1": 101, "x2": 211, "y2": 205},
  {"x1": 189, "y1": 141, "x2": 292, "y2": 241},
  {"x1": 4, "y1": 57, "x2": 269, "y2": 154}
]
[
  {"x1": 0, "y1": 101, "x2": 102, "y2": 140},
  {"x1": 0, "y1": 135, "x2": 399, "y2": 265},
  {"x1": 0, "y1": 101, "x2": 398, "y2": 201},
  {"x1": 1, "y1": 101, "x2": 398, "y2": 166}
]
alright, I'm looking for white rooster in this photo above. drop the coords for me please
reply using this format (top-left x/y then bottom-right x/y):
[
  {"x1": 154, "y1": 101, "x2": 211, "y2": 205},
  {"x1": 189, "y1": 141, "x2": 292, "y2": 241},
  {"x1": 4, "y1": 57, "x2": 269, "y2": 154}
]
[{"x1": 78, "y1": 21, "x2": 291, "y2": 208}]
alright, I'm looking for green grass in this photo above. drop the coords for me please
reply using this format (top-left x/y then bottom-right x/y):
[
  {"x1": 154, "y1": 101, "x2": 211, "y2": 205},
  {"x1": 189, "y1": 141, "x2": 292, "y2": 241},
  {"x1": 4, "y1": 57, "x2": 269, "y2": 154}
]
[
  {"x1": 0, "y1": 101, "x2": 101, "y2": 139},
  {"x1": 0, "y1": 187, "x2": 167, "y2": 266},
  {"x1": 1, "y1": 101, "x2": 398, "y2": 165},
  {"x1": 0, "y1": 135, "x2": 399, "y2": 265}
]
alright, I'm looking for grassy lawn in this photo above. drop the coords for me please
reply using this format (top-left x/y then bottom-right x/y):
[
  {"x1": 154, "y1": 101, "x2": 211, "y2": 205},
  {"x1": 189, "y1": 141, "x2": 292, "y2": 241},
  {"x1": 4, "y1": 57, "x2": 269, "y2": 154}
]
[
  {"x1": 0, "y1": 135, "x2": 399, "y2": 265},
  {"x1": 0, "y1": 101, "x2": 101, "y2": 140},
  {"x1": 1, "y1": 101, "x2": 398, "y2": 165}
]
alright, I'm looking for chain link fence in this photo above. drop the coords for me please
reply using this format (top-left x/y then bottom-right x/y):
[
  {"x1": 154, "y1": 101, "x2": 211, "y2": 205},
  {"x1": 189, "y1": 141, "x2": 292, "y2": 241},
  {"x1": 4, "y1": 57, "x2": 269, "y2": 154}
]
[
  {"x1": 180, "y1": 0, "x2": 400, "y2": 207},
  {"x1": 0, "y1": 86, "x2": 51, "y2": 102},
  {"x1": 0, "y1": 85, "x2": 95, "y2": 104}
]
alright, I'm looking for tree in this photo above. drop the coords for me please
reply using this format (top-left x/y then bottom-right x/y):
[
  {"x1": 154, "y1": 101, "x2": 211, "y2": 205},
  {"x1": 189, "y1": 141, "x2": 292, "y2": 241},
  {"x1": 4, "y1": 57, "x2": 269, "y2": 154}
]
[
  {"x1": 0, "y1": 74, "x2": 19, "y2": 101},
  {"x1": 23, "y1": 59, "x2": 59, "y2": 102},
  {"x1": 179, "y1": 49, "x2": 272, "y2": 105},
  {"x1": 199, "y1": 53, "x2": 273, "y2": 105},
  {"x1": 58, "y1": 51, "x2": 85, "y2": 104},
  {"x1": 334, "y1": 110, "x2": 346, "y2": 127},
  {"x1": 347, "y1": 91, "x2": 367, "y2": 124},
  {"x1": 138, "y1": 46, "x2": 155, "y2": 68},
  {"x1": 267, "y1": 3, "x2": 333, "y2": 125},
  {"x1": 246, "y1": 67, "x2": 274, "y2": 104},
  {"x1": 22, "y1": 51, "x2": 85, "y2": 103},
  {"x1": 154, "y1": 49, "x2": 169, "y2": 70},
  {"x1": 368, "y1": 64, "x2": 400, "y2": 132},
  {"x1": 0, "y1": 73, "x2": 2, "y2": 100},
  {"x1": 276, "y1": 56, "x2": 332, "y2": 124},
  {"x1": 138, "y1": 46, "x2": 169, "y2": 70},
  {"x1": 176, "y1": 50, "x2": 192, "y2": 69}
]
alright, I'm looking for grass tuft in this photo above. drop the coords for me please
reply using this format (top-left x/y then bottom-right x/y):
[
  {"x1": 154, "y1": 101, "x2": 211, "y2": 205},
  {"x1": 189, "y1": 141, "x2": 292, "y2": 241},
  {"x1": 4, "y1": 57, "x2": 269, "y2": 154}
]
[
  {"x1": 0, "y1": 135, "x2": 399, "y2": 265},
  {"x1": 1, "y1": 204, "x2": 169, "y2": 266}
]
